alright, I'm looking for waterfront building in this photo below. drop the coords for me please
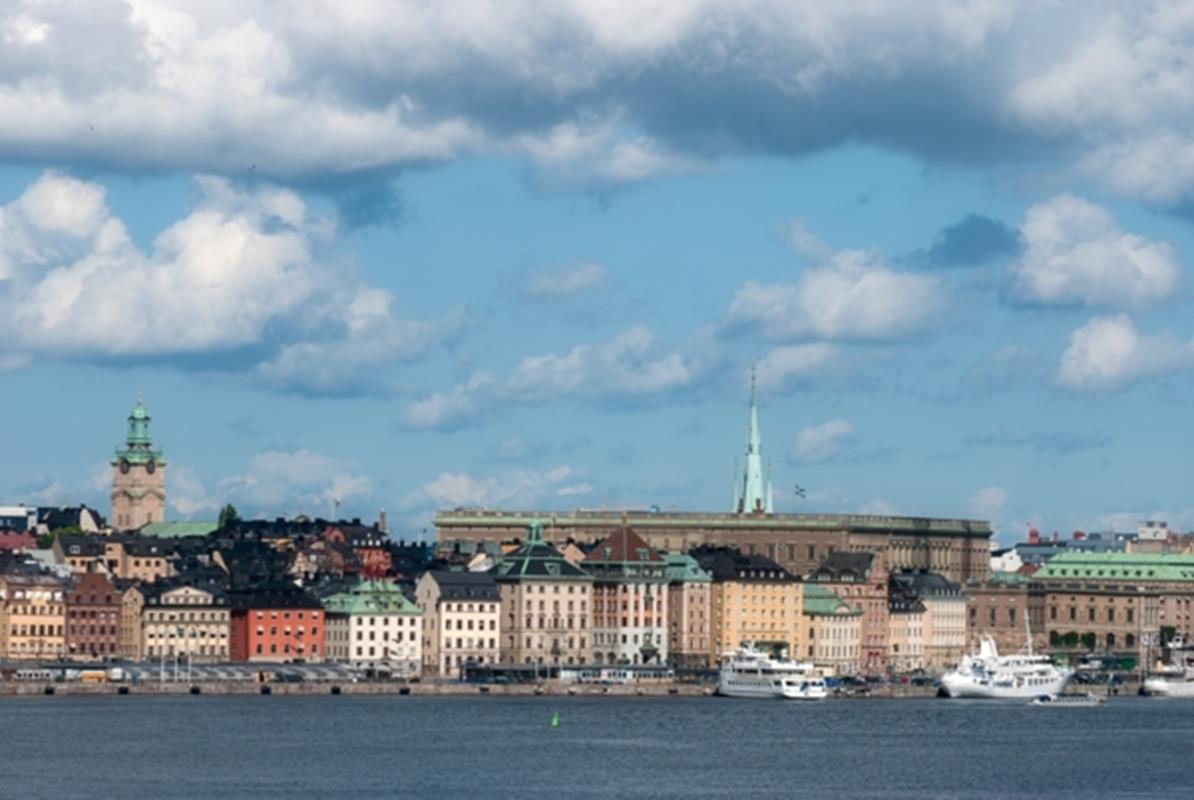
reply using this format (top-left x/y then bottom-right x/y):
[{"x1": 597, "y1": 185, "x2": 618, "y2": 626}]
[
  {"x1": 230, "y1": 583, "x2": 325, "y2": 662},
  {"x1": 889, "y1": 570, "x2": 966, "y2": 670},
  {"x1": 809, "y1": 551, "x2": 890, "y2": 674},
  {"x1": 963, "y1": 573, "x2": 1047, "y2": 655},
  {"x1": 664, "y1": 553, "x2": 711, "y2": 670},
  {"x1": 0, "y1": 573, "x2": 66, "y2": 660},
  {"x1": 323, "y1": 579, "x2": 422, "y2": 675},
  {"x1": 415, "y1": 570, "x2": 501, "y2": 677},
  {"x1": 493, "y1": 522, "x2": 593, "y2": 666},
  {"x1": 65, "y1": 570, "x2": 123, "y2": 660},
  {"x1": 886, "y1": 594, "x2": 925, "y2": 673},
  {"x1": 801, "y1": 584, "x2": 862, "y2": 675},
  {"x1": 137, "y1": 583, "x2": 230, "y2": 662},
  {"x1": 110, "y1": 399, "x2": 167, "y2": 530},
  {"x1": 583, "y1": 524, "x2": 669, "y2": 666},
  {"x1": 120, "y1": 585, "x2": 145, "y2": 660},
  {"x1": 693, "y1": 546, "x2": 803, "y2": 667},
  {"x1": 0, "y1": 531, "x2": 36, "y2": 552}
]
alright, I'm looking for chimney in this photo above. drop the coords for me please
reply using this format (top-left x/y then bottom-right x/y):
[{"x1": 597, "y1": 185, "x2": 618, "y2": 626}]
[{"x1": 379, "y1": 509, "x2": 388, "y2": 534}]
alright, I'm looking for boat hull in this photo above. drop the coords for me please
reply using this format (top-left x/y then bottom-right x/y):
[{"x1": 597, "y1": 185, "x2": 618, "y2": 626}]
[
  {"x1": 940, "y1": 672, "x2": 1071, "y2": 699},
  {"x1": 1142, "y1": 677, "x2": 1194, "y2": 697}
]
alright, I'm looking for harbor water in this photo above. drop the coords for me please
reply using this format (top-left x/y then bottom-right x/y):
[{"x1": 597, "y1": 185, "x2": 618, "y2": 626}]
[{"x1": 3, "y1": 695, "x2": 1192, "y2": 799}]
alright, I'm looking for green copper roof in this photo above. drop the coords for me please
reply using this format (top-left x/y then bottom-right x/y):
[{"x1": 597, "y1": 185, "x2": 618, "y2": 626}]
[
  {"x1": 141, "y1": 521, "x2": 218, "y2": 538},
  {"x1": 1034, "y1": 552, "x2": 1194, "y2": 583},
  {"x1": 322, "y1": 579, "x2": 422, "y2": 616},
  {"x1": 664, "y1": 553, "x2": 712, "y2": 583},
  {"x1": 113, "y1": 398, "x2": 166, "y2": 466},
  {"x1": 803, "y1": 584, "x2": 860, "y2": 616},
  {"x1": 493, "y1": 521, "x2": 591, "y2": 582}
]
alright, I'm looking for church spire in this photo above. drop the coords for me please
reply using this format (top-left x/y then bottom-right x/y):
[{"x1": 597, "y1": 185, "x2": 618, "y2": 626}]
[{"x1": 734, "y1": 362, "x2": 772, "y2": 514}]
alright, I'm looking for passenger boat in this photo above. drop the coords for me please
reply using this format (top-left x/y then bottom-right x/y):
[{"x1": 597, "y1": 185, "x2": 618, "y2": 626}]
[
  {"x1": 1142, "y1": 637, "x2": 1194, "y2": 698},
  {"x1": 940, "y1": 636, "x2": 1071, "y2": 699},
  {"x1": 716, "y1": 643, "x2": 828, "y2": 700},
  {"x1": 1029, "y1": 692, "x2": 1104, "y2": 707}
]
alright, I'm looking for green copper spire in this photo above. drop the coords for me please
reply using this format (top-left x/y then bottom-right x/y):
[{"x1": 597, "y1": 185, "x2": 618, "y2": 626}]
[{"x1": 733, "y1": 363, "x2": 772, "y2": 514}]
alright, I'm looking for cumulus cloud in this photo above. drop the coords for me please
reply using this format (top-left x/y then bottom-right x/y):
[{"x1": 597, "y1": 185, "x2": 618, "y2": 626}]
[
  {"x1": 727, "y1": 246, "x2": 946, "y2": 341},
  {"x1": 170, "y1": 450, "x2": 374, "y2": 519},
  {"x1": 1, "y1": 3, "x2": 1193, "y2": 200},
  {"x1": 399, "y1": 465, "x2": 579, "y2": 510},
  {"x1": 754, "y1": 344, "x2": 838, "y2": 392},
  {"x1": 789, "y1": 418, "x2": 854, "y2": 463},
  {"x1": 401, "y1": 325, "x2": 714, "y2": 430},
  {"x1": 1007, "y1": 195, "x2": 1181, "y2": 310},
  {"x1": 521, "y1": 262, "x2": 612, "y2": 300},
  {"x1": 0, "y1": 171, "x2": 459, "y2": 389},
  {"x1": 1057, "y1": 314, "x2": 1194, "y2": 390}
]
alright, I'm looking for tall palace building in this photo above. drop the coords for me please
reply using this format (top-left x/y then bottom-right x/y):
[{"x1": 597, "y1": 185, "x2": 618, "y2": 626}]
[
  {"x1": 110, "y1": 399, "x2": 167, "y2": 530},
  {"x1": 436, "y1": 378, "x2": 992, "y2": 584}
]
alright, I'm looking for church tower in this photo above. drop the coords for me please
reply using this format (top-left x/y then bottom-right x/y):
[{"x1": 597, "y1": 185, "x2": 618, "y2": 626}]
[
  {"x1": 110, "y1": 399, "x2": 167, "y2": 530},
  {"x1": 732, "y1": 365, "x2": 773, "y2": 514}
]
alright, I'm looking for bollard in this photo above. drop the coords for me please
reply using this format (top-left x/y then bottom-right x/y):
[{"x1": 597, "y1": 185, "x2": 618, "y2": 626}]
[
  {"x1": 330, "y1": 685, "x2": 342, "y2": 695},
  {"x1": 117, "y1": 686, "x2": 130, "y2": 695},
  {"x1": 43, "y1": 686, "x2": 55, "y2": 696},
  {"x1": 190, "y1": 686, "x2": 201, "y2": 695},
  {"x1": 260, "y1": 685, "x2": 272, "y2": 695}
]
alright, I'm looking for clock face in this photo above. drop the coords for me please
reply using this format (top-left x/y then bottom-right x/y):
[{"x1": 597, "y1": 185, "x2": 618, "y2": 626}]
[
  {"x1": 119, "y1": 459, "x2": 130, "y2": 474},
  {"x1": 146, "y1": 459, "x2": 157, "y2": 474}
]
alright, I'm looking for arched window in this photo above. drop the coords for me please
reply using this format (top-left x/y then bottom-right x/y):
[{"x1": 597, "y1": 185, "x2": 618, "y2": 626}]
[{"x1": 1105, "y1": 632, "x2": 1116, "y2": 649}]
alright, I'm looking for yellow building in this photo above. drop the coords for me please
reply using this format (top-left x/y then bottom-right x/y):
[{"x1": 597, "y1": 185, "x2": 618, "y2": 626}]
[
  {"x1": 694, "y1": 547, "x2": 803, "y2": 667},
  {"x1": 0, "y1": 574, "x2": 67, "y2": 661}
]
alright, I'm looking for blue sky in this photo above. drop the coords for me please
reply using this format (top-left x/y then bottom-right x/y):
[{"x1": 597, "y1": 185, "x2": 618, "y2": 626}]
[{"x1": 3, "y1": 2, "x2": 1194, "y2": 542}]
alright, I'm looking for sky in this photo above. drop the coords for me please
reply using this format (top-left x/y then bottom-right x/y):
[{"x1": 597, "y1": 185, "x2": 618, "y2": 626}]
[{"x1": 3, "y1": 1, "x2": 1194, "y2": 543}]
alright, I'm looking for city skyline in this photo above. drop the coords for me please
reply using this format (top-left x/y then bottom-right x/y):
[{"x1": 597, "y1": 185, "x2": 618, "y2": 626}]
[{"x1": 4, "y1": 3, "x2": 1194, "y2": 541}]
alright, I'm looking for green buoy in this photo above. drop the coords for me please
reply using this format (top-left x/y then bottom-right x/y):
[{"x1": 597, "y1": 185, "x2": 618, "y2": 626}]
[{"x1": 550, "y1": 709, "x2": 560, "y2": 728}]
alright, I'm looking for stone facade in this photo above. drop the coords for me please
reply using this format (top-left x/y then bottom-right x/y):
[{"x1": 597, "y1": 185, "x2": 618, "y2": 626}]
[
  {"x1": 65, "y1": 571, "x2": 123, "y2": 660},
  {"x1": 138, "y1": 584, "x2": 230, "y2": 662},
  {"x1": 584, "y1": 526, "x2": 669, "y2": 666},
  {"x1": 802, "y1": 584, "x2": 862, "y2": 675},
  {"x1": 809, "y1": 551, "x2": 890, "y2": 674},
  {"x1": 0, "y1": 574, "x2": 65, "y2": 661},
  {"x1": 665, "y1": 554, "x2": 711, "y2": 670},
  {"x1": 324, "y1": 579, "x2": 421, "y2": 674},
  {"x1": 415, "y1": 571, "x2": 501, "y2": 677},
  {"x1": 436, "y1": 509, "x2": 991, "y2": 585},
  {"x1": 493, "y1": 524, "x2": 593, "y2": 666}
]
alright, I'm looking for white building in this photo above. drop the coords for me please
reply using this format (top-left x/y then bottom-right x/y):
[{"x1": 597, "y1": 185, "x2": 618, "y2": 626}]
[
  {"x1": 323, "y1": 580, "x2": 422, "y2": 675},
  {"x1": 415, "y1": 570, "x2": 501, "y2": 677}
]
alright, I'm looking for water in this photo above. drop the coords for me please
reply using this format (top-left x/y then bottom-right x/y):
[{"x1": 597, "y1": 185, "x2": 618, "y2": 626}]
[{"x1": 2, "y1": 695, "x2": 1192, "y2": 799}]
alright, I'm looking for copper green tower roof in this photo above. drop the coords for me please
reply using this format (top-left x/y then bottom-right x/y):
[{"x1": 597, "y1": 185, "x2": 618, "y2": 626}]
[{"x1": 113, "y1": 398, "x2": 166, "y2": 466}]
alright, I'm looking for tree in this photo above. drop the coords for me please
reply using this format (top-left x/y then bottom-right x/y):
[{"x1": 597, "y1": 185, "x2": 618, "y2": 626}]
[
  {"x1": 38, "y1": 524, "x2": 82, "y2": 550},
  {"x1": 218, "y1": 503, "x2": 240, "y2": 529}
]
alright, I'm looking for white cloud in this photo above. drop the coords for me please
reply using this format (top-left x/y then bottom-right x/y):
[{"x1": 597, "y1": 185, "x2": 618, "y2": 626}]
[
  {"x1": 1007, "y1": 195, "x2": 1181, "y2": 309},
  {"x1": 727, "y1": 247, "x2": 946, "y2": 341},
  {"x1": 521, "y1": 262, "x2": 612, "y2": 300},
  {"x1": 790, "y1": 418, "x2": 854, "y2": 463},
  {"x1": 400, "y1": 465, "x2": 577, "y2": 510},
  {"x1": 1057, "y1": 314, "x2": 1194, "y2": 390},
  {"x1": 969, "y1": 485, "x2": 1008, "y2": 524},
  {"x1": 402, "y1": 325, "x2": 713, "y2": 430},
  {"x1": 755, "y1": 344, "x2": 838, "y2": 392},
  {"x1": 0, "y1": 171, "x2": 458, "y2": 387},
  {"x1": 859, "y1": 498, "x2": 898, "y2": 516},
  {"x1": 1, "y1": 3, "x2": 1193, "y2": 199}
]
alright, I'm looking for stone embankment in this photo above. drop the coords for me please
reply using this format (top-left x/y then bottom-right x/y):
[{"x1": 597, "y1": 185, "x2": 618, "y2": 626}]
[{"x1": 0, "y1": 679, "x2": 1137, "y2": 699}]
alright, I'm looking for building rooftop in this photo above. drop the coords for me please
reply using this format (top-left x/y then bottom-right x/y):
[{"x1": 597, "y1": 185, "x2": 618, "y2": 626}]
[
  {"x1": 1034, "y1": 551, "x2": 1194, "y2": 583},
  {"x1": 142, "y1": 521, "x2": 219, "y2": 539},
  {"x1": 323, "y1": 579, "x2": 420, "y2": 616},
  {"x1": 663, "y1": 553, "x2": 712, "y2": 584},
  {"x1": 423, "y1": 570, "x2": 501, "y2": 600},
  {"x1": 803, "y1": 584, "x2": 859, "y2": 616},
  {"x1": 493, "y1": 522, "x2": 592, "y2": 582}
]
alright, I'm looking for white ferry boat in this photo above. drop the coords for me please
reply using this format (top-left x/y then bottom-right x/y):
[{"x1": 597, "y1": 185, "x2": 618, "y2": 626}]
[
  {"x1": 1142, "y1": 637, "x2": 1194, "y2": 698},
  {"x1": 716, "y1": 644, "x2": 828, "y2": 700},
  {"x1": 940, "y1": 636, "x2": 1071, "y2": 699}
]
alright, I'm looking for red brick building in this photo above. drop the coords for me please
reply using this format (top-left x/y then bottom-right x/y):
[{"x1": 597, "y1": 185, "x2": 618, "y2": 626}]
[
  {"x1": 230, "y1": 584, "x2": 325, "y2": 662},
  {"x1": 65, "y1": 571, "x2": 123, "y2": 660}
]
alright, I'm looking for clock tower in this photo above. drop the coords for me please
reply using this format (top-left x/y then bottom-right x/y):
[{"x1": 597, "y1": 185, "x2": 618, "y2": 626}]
[{"x1": 110, "y1": 398, "x2": 167, "y2": 530}]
